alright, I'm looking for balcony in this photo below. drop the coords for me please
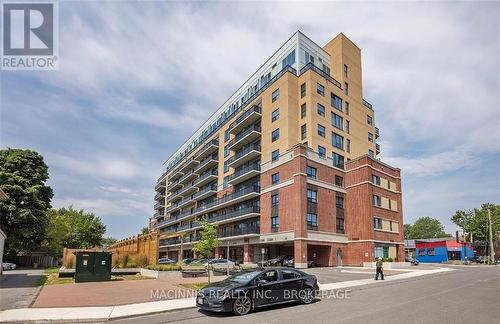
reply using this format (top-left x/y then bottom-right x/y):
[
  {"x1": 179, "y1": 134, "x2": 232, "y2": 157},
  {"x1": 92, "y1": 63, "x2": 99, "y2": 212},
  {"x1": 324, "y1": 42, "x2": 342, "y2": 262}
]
[
  {"x1": 219, "y1": 226, "x2": 260, "y2": 238},
  {"x1": 193, "y1": 184, "x2": 217, "y2": 201},
  {"x1": 209, "y1": 206, "x2": 260, "y2": 226},
  {"x1": 155, "y1": 192, "x2": 165, "y2": 201},
  {"x1": 195, "y1": 155, "x2": 218, "y2": 175},
  {"x1": 195, "y1": 139, "x2": 219, "y2": 161},
  {"x1": 167, "y1": 177, "x2": 183, "y2": 191},
  {"x1": 193, "y1": 169, "x2": 218, "y2": 188},
  {"x1": 178, "y1": 157, "x2": 200, "y2": 174},
  {"x1": 154, "y1": 201, "x2": 165, "y2": 210},
  {"x1": 178, "y1": 170, "x2": 198, "y2": 185},
  {"x1": 227, "y1": 143, "x2": 261, "y2": 169},
  {"x1": 153, "y1": 210, "x2": 165, "y2": 218},
  {"x1": 363, "y1": 99, "x2": 373, "y2": 111},
  {"x1": 229, "y1": 105, "x2": 262, "y2": 134},
  {"x1": 154, "y1": 186, "x2": 260, "y2": 229},
  {"x1": 376, "y1": 143, "x2": 380, "y2": 154},
  {"x1": 227, "y1": 124, "x2": 261, "y2": 151},
  {"x1": 177, "y1": 184, "x2": 197, "y2": 198},
  {"x1": 227, "y1": 163, "x2": 261, "y2": 185},
  {"x1": 155, "y1": 180, "x2": 166, "y2": 190},
  {"x1": 375, "y1": 127, "x2": 379, "y2": 139}
]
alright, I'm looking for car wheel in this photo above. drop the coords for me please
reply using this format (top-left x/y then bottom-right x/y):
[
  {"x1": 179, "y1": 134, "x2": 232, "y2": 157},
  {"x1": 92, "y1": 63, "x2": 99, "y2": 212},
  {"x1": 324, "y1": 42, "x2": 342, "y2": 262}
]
[
  {"x1": 232, "y1": 295, "x2": 252, "y2": 315},
  {"x1": 299, "y1": 288, "x2": 314, "y2": 304}
]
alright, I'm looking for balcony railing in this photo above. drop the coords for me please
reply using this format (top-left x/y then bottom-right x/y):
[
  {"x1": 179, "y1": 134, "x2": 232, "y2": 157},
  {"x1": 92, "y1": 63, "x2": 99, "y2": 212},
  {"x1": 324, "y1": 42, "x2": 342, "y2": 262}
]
[
  {"x1": 227, "y1": 163, "x2": 261, "y2": 183},
  {"x1": 195, "y1": 139, "x2": 219, "y2": 161},
  {"x1": 193, "y1": 169, "x2": 218, "y2": 187},
  {"x1": 227, "y1": 124, "x2": 261, "y2": 150},
  {"x1": 178, "y1": 170, "x2": 198, "y2": 185},
  {"x1": 227, "y1": 143, "x2": 261, "y2": 167},
  {"x1": 195, "y1": 155, "x2": 218, "y2": 174},
  {"x1": 154, "y1": 202, "x2": 165, "y2": 210},
  {"x1": 193, "y1": 184, "x2": 217, "y2": 200},
  {"x1": 155, "y1": 180, "x2": 166, "y2": 190},
  {"x1": 218, "y1": 226, "x2": 260, "y2": 238},
  {"x1": 299, "y1": 62, "x2": 341, "y2": 89},
  {"x1": 209, "y1": 206, "x2": 260, "y2": 224},
  {"x1": 155, "y1": 192, "x2": 165, "y2": 200},
  {"x1": 229, "y1": 105, "x2": 262, "y2": 134},
  {"x1": 376, "y1": 143, "x2": 380, "y2": 153},
  {"x1": 363, "y1": 99, "x2": 373, "y2": 111}
]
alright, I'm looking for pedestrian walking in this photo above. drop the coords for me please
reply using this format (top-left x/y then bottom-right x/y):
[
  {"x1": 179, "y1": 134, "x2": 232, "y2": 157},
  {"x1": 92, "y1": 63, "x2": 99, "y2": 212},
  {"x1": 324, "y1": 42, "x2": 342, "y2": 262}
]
[{"x1": 375, "y1": 257, "x2": 384, "y2": 280}]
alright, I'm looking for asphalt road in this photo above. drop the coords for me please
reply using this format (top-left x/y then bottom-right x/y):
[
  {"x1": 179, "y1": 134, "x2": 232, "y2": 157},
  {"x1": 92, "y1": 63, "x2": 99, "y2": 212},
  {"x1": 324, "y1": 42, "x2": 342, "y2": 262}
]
[
  {"x1": 0, "y1": 269, "x2": 43, "y2": 310},
  {"x1": 110, "y1": 266, "x2": 500, "y2": 324}
]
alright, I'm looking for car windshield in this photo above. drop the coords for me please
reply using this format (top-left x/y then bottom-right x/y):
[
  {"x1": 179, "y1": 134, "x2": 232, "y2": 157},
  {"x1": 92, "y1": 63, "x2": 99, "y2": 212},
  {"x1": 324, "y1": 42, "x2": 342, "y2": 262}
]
[{"x1": 226, "y1": 270, "x2": 261, "y2": 284}]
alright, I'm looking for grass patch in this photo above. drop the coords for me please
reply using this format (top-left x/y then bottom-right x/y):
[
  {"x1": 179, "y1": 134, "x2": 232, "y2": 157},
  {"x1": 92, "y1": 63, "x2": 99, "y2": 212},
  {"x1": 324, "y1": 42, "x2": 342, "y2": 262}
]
[
  {"x1": 145, "y1": 264, "x2": 182, "y2": 271},
  {"x1": 178, "y1": 283, "x2": 208, "y2": 291},
  {"x1": 38, "y1": 269, "x2": 74, "y2": 286}
]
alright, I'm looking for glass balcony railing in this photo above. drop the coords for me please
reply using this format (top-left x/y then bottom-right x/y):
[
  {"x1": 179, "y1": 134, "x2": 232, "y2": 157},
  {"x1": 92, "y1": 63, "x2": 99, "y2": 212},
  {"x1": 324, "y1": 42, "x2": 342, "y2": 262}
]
[
  {"x1": 227, "y1": 143, "x2": 261, "y2": 167},
  {"x1": 193, "y1": 169, "x2": 218, "y2": 187},
  {"x1": 227, "y1": 163, "x2": 261, "y2": 183},
  {"x1": 227, "y1": 124, "x2": 261, "y2": 149},
  {"x1": 195, "y1": 139, "x2": 219, "y2": 161},
  {"x1": 218, "y1": 226, "x2": 260, "y2": 238}
]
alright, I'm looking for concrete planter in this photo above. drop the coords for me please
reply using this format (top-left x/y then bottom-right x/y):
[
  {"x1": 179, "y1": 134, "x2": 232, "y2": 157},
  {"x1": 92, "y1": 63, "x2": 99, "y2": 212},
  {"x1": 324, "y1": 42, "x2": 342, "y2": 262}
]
[
  {"x1": 140, "y1": 268, "x2": 183, "y2": 278},
  {"x1": 363, "y1": 262, "x2": 411, "y2": 269}
]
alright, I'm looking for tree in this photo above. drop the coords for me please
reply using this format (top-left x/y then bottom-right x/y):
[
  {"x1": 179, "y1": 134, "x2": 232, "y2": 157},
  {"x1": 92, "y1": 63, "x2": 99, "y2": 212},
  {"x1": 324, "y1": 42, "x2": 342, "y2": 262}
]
[
  {"x1": 404, "y1": 224, "x2": 412, "y2": 240},
  {"x1": 407, "y1": 217, "x2": 452, "y2": 239},
  {"x1": 43, "y1": 206, "x2": 106, "y2": 257},
  {"x1": 141, "y1": 227, "x2": 149, "y2": 235},
  {"x1": 452, "y1": 204, "x2": 500, "y2": 242},
  {"x1": 193, "y1": 219, "x2": 218, "y2": 283},
  {"x1": 0, "y1": 149, "x2": 54, "y2": 260},
  {"x1": 101, "y1": 237, "x2": 117, "y2": 249}
]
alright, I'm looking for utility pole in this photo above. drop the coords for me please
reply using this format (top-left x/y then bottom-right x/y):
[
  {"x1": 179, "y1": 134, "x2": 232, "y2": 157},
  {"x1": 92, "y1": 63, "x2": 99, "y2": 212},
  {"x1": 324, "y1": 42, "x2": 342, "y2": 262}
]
[
  {"x1": 488, "y1": 209, "x2": 495, "y2": 264},
  {"x1": 227, "y1": 240, "x2": 230, "y2": 276}
]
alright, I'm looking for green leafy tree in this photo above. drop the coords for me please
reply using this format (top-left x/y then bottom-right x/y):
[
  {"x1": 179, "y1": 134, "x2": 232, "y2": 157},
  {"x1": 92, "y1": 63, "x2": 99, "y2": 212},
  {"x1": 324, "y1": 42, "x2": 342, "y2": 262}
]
[
  {"x1": 43, "y1": 206, "x2": 106, "y2": 256},
  {"x1": 141, "y1": 227, "x2": 149, "y2": 235},
  {"x1": 193, "y1": 219, "x2": 218, "y2": 283},
  {"x1": 408, "y1": 216, "x2": 452, "y2": 239},
  {"x1": 404, "y1": 224, "x2": 412, "y2": 239},
  {"x1": 0, "y1": 149, "x2": 53, "y2": 259},
  {"x1": 101, "y1": 237, "x2": 117, "y2": 249},
  {"x1": 452, "y1": 204, "x2": 500, "y2": 242}
]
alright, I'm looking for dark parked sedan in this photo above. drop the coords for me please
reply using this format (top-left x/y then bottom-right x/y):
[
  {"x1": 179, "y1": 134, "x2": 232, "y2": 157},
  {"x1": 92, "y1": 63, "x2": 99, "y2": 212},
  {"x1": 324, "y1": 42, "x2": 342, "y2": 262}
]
[{"x1": 196, "y1": 268, "x2": 319, "y2": 315}]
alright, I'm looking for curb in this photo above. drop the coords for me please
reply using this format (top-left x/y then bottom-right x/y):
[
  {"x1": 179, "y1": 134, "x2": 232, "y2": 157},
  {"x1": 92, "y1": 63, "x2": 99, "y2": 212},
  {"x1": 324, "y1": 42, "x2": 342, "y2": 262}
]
[{"x1": 0, "y1": 267, "x2": 453, "y2": 322}]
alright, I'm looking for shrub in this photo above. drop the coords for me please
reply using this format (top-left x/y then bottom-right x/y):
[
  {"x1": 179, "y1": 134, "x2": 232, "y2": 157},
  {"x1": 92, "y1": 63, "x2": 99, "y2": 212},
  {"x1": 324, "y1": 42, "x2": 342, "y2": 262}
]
[
  {"x1": 146, "y1": 264, "x2": 181, "y2": 271},
  {"x1": 126, "y1": 261, "x2": 137, "y2": 268},
  {"x1": 120, "y1": 254, "x2": 130, "y2": 268},
  {"x1": 135, "y1": 254, "x2": 148, "y2": 268}
]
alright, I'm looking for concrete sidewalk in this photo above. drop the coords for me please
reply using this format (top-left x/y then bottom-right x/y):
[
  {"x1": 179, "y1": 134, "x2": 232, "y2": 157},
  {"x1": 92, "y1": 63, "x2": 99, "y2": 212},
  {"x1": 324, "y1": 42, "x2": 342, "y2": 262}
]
[{"x1": 0, "y1": 267, "x2": 453, "y2": 322}]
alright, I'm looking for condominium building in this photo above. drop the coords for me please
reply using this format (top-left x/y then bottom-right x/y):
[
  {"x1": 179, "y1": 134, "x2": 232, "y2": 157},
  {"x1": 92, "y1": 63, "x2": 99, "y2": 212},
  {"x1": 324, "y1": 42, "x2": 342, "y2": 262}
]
[{"x1": 152, "y1": 31, "x2": 404, "y2": 267}]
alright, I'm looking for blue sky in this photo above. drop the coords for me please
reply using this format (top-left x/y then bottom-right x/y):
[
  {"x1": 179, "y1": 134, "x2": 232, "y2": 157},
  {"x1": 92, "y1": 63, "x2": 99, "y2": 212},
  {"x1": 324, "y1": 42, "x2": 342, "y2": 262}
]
[{"x1": 1, "y1": 1, "x2": 499, "y2": 238}]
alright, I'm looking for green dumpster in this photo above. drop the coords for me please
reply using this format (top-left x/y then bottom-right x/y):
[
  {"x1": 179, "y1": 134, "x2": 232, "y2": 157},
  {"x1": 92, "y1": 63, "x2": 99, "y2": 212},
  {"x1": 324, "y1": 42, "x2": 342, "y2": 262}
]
[{"x1": 74, "y1": 251, "x2": 112, "y2": 283}]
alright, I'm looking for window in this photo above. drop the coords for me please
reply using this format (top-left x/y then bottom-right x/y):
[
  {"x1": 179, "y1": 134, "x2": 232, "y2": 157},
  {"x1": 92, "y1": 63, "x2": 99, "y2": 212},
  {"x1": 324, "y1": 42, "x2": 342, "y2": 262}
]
[
  {"x1": 317, "y1": 103, "x2": 325, "y2": 117},
  {"x1": 307, "y1": 189, "x2": 317, "y2": 203},
  {"x1": 333, "y1": 152, "x2": 344, "y2": 169},
  {"x1": 272, "y1": 149, "x2": 279, "y2": 162},
  {"x1": 223, "y1": 161, "x2": 229, "y2": 173},
  {"x1": 344, "y1": 82, "x2": 349, "y2": 95},
  {"x1": 282, "y1": 49, "x2": 295, "y2": 68},
  {"x1": 271, "y1": 216, "x2": 279, "y2": 232},
  {"x1": 317, "y1": 83, "x2": 325, "y2": 96},
  {"x1": 345, "y1": 120, "x2": 350, "y2": 134},
  {"x1": 367, "y1": 115, "x2": 373, "y2": 125},
  {"x1": 301, "y1": 103, "x2": 306, "y2": 118},
  {"x1": 318, "y1": 146, "x2": 326, "y2": 158},
  {"x1": 306, "y1": 166, "x2": 317, "y2": 179},
  {"x1": 301, "y1": 124, "x2": 307, "y2": 140},
  {"x1": 418, "y1": 249, "x2": 426, "y2": 257},
  {"x1": 259, "y1": 270, "x2": 279, "y2": 283},
  {"x1": 335, "y1": 175, "x2": 343, "y2": 187},
  {"x1": 368, "y1": 149, "x2": 375, "y2": 158},
  {"x1": 389, "y1": 221, "x2": 393, "y2": 232},
  {"x1": 373, "y1": 195, "x2": 381, "y2": 207},
  {"x1": 272, "y1": 108, "x2": 280, "y2": 122},
  {"x1": 331, "y1": 93, "x2": 342, "y2": 111},
  {"x1": 272, "y1": 129, "x2": 280, "y2": 142},
  {"x1": 332, "y1": 132, "x2": 344, "y2": 150},
  {"x1": 427, "y1": 248, "x2": 435, "y2": 256},
  {"x1": 271, "y1": 194, "x2": 279, "y2": 206},
  {"x1": 372, "y1": 175, "x2": 381, "y2": 186},
  {"x1": 223, "y1": 176, "x2": 229, "y2": 189},
  {"x1": 300, "y1": 83, "x2": 306, "y2": 98},
  {"x1": 346, "y1": 139, "x2": 351, "y2": 153},
  {"x1": 224, "y1": 145, "x2": 229, "y2": 157},
  {"x1": 322, "y1": 64, "x2": 330, "y2": 75},
  {"x1": 272, "y1": 89, "x2": 280, "y2": 102},
  {"x1": 224, "y1": 130, "x2": 230, "y2": 142},
  {"x1": 306, "y1": 213, "x2": 318, "y2": 230},
  {"x1": 271, "y1": 172, "x2": 280, "y2": 184},
  {"x1": 345, "y1": 101, "x2": 350, "y2": 115},
  {"x1": 317, "y1": 124, "x2": 325, "y2": 137},
  {"x1": 343, "y1": 64, "x2": 348, "y2": 78},
  {"x1": 373, "y1": 217, "x2": 382, "y2": 230},
  {"x1": 368, "y1": 132, "x2": 374, "y2": 142},
  {"x1": 336, "y1": 195, "x2": 344, "y2": 208},
  {"x1": 282, "y1": 269, "x2": 301, "y2": 279},
  {"x1": 332, "y1": 113, "x2": 343, "y2": 130}
]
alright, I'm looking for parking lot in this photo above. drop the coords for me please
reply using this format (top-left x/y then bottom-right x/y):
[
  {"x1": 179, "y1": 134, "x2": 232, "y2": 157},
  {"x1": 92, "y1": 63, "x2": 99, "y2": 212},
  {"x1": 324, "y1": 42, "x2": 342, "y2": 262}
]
[{"x1": 0, "y1": 269, "x2": 44, "y2": 310}]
